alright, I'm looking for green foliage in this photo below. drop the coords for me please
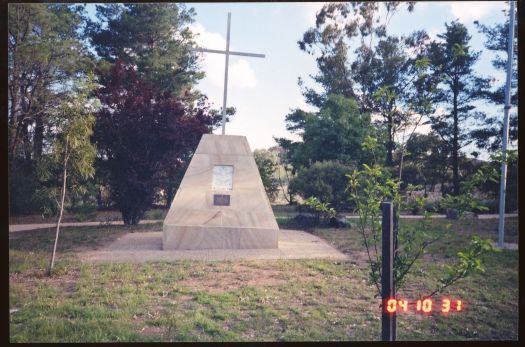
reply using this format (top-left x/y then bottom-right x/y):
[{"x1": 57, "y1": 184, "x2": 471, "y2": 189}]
[
  {"x1": 428, "y1": 21, "x2": 492, "y2": 195},
  {"x1": 8, "y1": 4, "x2": 92, "y2": 162},
  {"x1": 302, "y1": 197, "x2": 336, "y2": 226},
  {"x1": 297, "y1": 3, "x2": 438, "y2": 168},
  {"x1": 276, "y1": 94, "x2": 373, "y2": 170},
  {"x1": 87, "y1": 3, "x2": 201, "y2": 97},
  {"x1": 473, "y1": 14, "x2": 518, "y2": 152},
  {"x1": 89, "y1": 4, "x2": 222, "y2": 225},
  {"x1": 346, "y1": 158, "x2": 403, "y2": 294},
  {"x1": 254, "y1": 149, "x2": 279, "y2": 202},
  {"x1": 289, "y1": 160, "x2": 355, "y2": 211},
  {"x1": 347, "y1": 136, "x2": 498, "y2": 298},
  {"x1": 435, "y1": 236, "x2": 500, "y2": 296},
  {"x1": 8, "y1": 4, "x2": 95, "y2": 216},
  {"x1": 34, "y1": 74, "x2": 99, "y2": 219},
  {"x1": 440, "y1": 166, "x2": 499, "y2": 218}
]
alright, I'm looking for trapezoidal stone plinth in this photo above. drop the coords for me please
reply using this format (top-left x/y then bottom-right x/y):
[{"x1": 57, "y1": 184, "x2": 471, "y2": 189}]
[{"x1": 162, "y1": 134, "x2": 279, "y2": 250}]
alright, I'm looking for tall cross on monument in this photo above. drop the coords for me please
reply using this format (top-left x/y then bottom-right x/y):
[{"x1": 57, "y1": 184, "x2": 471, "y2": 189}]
[{"x1": 193, "y1": 12, "x2": 265, "y2": 135}]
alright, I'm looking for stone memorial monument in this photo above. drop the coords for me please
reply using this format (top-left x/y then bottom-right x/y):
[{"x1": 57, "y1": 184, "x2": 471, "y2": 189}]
[{"x1": 163, "y1": 13, "x2": 279, "y2": 250}]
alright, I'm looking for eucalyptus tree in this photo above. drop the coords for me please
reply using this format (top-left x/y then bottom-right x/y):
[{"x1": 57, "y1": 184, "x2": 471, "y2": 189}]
[
  {"x1": 296, "y1": 2, "x2": 438, "y2": 172},
  {"x1": 39, "y1": 76, "x2": 98, "y2": 275}
]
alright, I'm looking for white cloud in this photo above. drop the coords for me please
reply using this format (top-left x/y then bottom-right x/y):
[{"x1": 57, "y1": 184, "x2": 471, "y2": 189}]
[
  {"x1": 189, "y1": 22, "x2": 258, "y2": 89},
  {"x1": 443, "y1": 1, "x2": 505, "y2": 22},
  {"x1": 229, "y1": 59, "x2": 257, "y2": 88}
]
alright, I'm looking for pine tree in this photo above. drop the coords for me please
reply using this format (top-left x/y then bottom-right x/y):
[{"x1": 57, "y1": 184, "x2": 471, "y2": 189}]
[
  {"x1": 472, "y1": 10, "x2": 518, "y2": 152},
  {"x1": 427, "y1": 21, "x2": 492, "y2": 196}
]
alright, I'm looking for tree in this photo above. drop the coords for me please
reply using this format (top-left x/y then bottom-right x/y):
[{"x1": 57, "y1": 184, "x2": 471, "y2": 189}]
[
  {"x1": 87, "y1": 3, "x2": 201, "y2": 98},
  {"x1": 289, "y1": 160, "x2": 355, "y2": 211},
  {"x1": 297, "y1": 2, "x2": 414, "y2": 107},
  {"x1": 297, "y1": 2, "x2": 438, "y2": 172},
  {"x1": 94, "y1": 62, "x2": 220, "y2": 225},
  {"x1": 347, "y1": 135, "x2": 498, "y2": 339},
  {"x1": 427, "y1": 21, "x2": 492, "y2": 195},
  {"x1": 398, "y1": 133, "x2": 451, "y2": 194},
  {"x1": 275, "y1": 94, "x2": 372, "y2": 171},
  {"x1": 8, "y1": 4, "x2": 92, "y2": 162},
  {"x1": 39, "y1": 75, "x2": 98, "y2": 275},
  {"x1": 472, "y1": 9, "x2": 518, "y2": 152},
  {"x1": 254, "y1": 149, "x2": 279, "y2": 202},
  {"x1": 8, "y1": 4, "x2": 93, "y2": 214},
  {"x1": 88, "y1": 4, "x2": 224, "y2": 218}
]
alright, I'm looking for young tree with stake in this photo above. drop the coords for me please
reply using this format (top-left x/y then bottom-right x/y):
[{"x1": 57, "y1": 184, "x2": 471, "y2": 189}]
[{"x1": 44, "y1": 75, "x2": 98, "y2": 275}]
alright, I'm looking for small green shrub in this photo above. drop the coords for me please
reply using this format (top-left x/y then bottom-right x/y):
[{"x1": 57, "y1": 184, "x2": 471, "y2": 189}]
[{"x1": 302, "y1": 196, "x2": 336, "y2": 224}]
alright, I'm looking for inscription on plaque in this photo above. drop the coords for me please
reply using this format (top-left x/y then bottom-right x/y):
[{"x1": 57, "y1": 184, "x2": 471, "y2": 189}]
[
  {"x1": 213, "y1": 194, "x2": 230, "y2": 206},
  {"x1": 212, "y1": 165, "x2": 234, "y2": 191}
]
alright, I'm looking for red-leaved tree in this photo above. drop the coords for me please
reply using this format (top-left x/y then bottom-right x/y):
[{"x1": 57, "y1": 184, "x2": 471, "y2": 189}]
[{"x1": 94, "y1": 61, "x2": 220, "y2": 224}]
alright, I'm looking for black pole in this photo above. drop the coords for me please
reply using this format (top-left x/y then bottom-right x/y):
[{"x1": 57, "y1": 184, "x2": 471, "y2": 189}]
[
  {"x1": 393, "y1": 205, "x2": 398, "y2": 340},
  {"x1": 381, "y1": 201, "x2": 395, "y2": 341}
]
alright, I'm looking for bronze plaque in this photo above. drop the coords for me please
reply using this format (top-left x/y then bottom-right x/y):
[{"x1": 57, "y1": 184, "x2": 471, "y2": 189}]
[{"x1": 213, "y1": 194, "x2": 230, "y2": 206}]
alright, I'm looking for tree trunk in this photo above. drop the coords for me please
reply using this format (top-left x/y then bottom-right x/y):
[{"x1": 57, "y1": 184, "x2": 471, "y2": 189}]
[
  {"x1": 33, "y1": 116, "x2": 44, "y2": 159},
  {"x1": 8, "y1": 84, "x2": 20, "y2": 162},
  {"x1": 48, "y1": 136, "x2": 69, "y2": 276},
  {"x1": 452, "y1": 89, "x2": 460, "y2": 196},
  {"x1": 21, "y1": 120, "x2": 32, "y2": 161},
  {"x1": 398, "y1": 147, "x2": 405, "y2": 181},
  {"x1": 386, "y1": 114, "x2": 394, "y2": 167}
]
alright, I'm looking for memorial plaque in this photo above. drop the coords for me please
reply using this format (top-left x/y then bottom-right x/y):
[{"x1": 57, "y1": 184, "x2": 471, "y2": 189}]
[
  {"x1": 212, "y1": 165, "x2": 234, "y2": 191},
  {"x1": 213, "y1": 194, "x2": 230, "y2": 206}
]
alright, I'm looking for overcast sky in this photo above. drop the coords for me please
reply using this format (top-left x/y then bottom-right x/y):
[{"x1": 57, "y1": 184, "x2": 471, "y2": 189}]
[{"x1": 87, "y1": 2, "x2": 512, "y2": 153}]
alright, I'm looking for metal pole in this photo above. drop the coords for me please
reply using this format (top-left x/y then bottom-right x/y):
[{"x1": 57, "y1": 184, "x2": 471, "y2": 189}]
[
  {"x1": 392, "y1": 204, "x2": 398, "y2": 340},
  {"x1": 381, "y1": 201, "x2": 395, "y2": 341},
  {"x1": 498, "y1": 0, "x2": 516, "y2": 248},
  {"x1": 221, "y1": 12, "x2": 231, "y2": 135}
]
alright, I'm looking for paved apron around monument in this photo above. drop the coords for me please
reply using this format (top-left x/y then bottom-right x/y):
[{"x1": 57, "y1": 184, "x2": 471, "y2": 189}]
[{"x1": 80, "y1": 229, "x2": 348, "y2": 263}]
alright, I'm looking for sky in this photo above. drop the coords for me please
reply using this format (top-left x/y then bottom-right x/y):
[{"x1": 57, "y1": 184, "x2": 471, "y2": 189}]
[{"x1": 87, "y1": 2, "x2": 513, "y2": 153}]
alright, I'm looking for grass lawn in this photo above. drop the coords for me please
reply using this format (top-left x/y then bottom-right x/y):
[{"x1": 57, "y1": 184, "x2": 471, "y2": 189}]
[{"x1": 9, "y1": 217, "x2": 518, "y2": 342}]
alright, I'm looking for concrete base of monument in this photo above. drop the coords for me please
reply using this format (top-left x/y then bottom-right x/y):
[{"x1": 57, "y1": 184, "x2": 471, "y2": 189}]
[
  {"x1": 162, "y1": 226, "x2": 278, "y2": 250},
  {"x1": 79, "y1": 229, "x2": 349, "y2": 263}
]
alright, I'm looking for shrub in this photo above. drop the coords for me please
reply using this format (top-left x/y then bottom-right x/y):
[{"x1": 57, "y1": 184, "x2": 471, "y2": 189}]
[
  {"x1": 289, "y1": 161, "x2": 354, "y2": 211},
  {"x1": 292, "y1": 214, "x2": 319, "y2": 229},
  {"x1": 302, "y1": 196, "x2": 336, "y2": 224}
]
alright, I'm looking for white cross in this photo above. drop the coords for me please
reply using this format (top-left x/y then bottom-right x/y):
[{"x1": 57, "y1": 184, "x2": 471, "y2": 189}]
[{"x1": 193, "y1": 12, "x2": 265, "y2": 135}]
